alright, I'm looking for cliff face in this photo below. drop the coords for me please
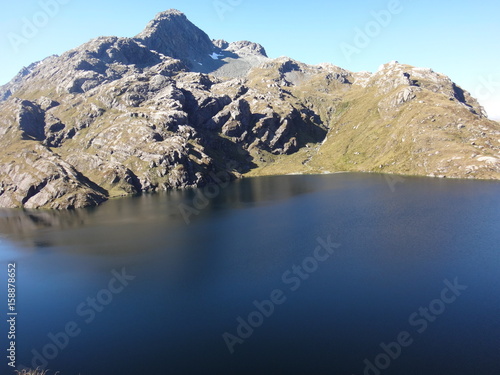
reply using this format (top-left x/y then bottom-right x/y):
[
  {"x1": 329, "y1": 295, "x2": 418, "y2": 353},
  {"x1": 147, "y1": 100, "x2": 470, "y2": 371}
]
[{"x1": 0, "y1": 10, "x2": 498, "y2": 209}]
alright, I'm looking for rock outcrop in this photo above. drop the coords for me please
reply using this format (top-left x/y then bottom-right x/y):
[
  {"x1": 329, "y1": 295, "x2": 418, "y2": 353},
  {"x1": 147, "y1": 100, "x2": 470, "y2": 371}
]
[
  {"x1": 0, "y1": 10, "x2": 498, "y2": 209},
  {"x1": 134, "y1": 10, "x2": 215, "y2": 68}
]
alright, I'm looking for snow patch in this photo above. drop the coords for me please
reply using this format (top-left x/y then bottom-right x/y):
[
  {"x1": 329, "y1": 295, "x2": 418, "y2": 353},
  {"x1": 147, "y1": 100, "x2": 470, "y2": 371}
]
[{"x1": 209, "y1": 52, "x2": 223, "y2": 60}]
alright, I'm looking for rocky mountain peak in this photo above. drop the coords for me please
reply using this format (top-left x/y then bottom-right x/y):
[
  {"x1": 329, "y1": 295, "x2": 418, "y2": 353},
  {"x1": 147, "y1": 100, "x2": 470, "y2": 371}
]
[
  {"x1": 0, "y1": 10, "x2": 498, "y2": 210},
  {"x1": 155, "y1": 8, "x2": 186, "y2": 18},
  {"x1": 226, "y1": 41, "x2": 268, "y2": 57},
  {"x1": 134, "y1": 9, "x2": 215, "y2": 67}
]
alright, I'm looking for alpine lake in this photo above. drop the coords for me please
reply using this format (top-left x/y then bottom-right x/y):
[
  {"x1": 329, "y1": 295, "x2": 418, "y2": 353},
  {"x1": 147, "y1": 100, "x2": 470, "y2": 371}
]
[{"x1": 1, "y1": 173, "x2": 499, "y2": 375}]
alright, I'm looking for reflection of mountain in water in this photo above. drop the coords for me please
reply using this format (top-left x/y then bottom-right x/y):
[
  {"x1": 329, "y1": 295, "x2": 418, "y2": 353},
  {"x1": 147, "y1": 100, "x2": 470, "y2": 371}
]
[
  {"x1": 0, "y1": 174, "x2": 348, "y2": 251},
  {"x1": 0, "y1": 208, "x2": 86, "y2": 247}
]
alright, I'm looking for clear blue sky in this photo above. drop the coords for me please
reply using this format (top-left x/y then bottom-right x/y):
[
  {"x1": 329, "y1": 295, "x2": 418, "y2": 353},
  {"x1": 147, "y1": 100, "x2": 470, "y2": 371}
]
[{"x1": 1, "y1": 0, "x2": 499, "y2": 119}]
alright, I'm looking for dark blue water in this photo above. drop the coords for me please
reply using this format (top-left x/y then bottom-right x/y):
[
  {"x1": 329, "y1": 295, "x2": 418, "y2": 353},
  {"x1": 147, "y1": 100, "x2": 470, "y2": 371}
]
[{"x1": 0, "y1": 173, "x2": 499, "y2": 375}]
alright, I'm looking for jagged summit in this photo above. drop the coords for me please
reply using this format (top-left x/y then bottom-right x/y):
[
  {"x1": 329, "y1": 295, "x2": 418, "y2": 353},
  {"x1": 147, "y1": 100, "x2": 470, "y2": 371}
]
[
  {"x1": 214, "y1": 39, "x2": 268, "y2": 58},
  {"x1": 134, "y1": 9, "x2": 214, "y2": 66},
  {"x1": 134, "y1": 9, "x2": 268, "y2": 77},
  {"x1": 155, "y1": 8, "x2": 186, "y2": 17}
]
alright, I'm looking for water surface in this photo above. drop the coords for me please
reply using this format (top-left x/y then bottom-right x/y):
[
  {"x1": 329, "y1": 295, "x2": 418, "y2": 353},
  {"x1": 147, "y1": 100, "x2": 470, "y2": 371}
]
[{"x1": 0, "y1": 173, "x2": 499, "y2": 375}]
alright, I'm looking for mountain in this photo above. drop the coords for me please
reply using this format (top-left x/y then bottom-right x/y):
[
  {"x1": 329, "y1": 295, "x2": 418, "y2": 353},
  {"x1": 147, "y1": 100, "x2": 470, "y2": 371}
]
[{"x1": 0, "y1": 9, "x2": 498, "y2": 209}]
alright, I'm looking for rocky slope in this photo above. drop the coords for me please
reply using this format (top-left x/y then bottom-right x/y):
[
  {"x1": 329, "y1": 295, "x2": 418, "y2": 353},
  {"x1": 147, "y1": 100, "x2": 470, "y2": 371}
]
[{"x1": 0, "y1": 9, "x2": 498, "y2": 209}]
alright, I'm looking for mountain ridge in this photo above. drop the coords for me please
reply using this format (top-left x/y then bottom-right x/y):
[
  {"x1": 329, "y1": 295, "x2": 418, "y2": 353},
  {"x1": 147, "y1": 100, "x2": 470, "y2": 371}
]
[{"x1": 0, "y1": 9, "x2": 498, "y2": 209}]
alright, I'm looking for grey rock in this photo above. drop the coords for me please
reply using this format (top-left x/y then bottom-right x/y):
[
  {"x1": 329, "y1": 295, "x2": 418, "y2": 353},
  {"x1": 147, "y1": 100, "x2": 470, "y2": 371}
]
[
  {"x1": 227, "y1": 41, "x2": 268, "y2": 57},
  {"x1": 17, "y1": 100, "x2": 46, "y2": 141},
  {"x1": 134, "y1": 9, "x2": 214, "y2": 68},
  {"x1": 0, "y1": 10, "x2": 497, "y2": 209}
]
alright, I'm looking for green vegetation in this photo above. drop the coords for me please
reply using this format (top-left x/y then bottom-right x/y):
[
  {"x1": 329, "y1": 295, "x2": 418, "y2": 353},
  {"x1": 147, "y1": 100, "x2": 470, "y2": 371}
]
[{"x1": 1, "y1": 49, "x2": 498, "y2": 209}]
